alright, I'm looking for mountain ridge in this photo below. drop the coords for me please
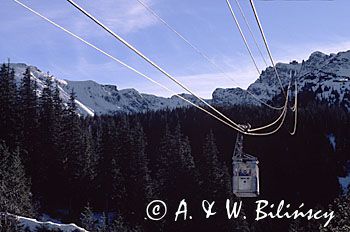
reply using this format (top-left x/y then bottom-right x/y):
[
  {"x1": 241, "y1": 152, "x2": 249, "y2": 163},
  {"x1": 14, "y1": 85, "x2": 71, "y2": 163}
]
[
  {"x1": 9, "y1": 49, "x2": 350, "y2": 115},
  {"x1": 212, "y1": 50, "x2": 350, "y2": 110}
]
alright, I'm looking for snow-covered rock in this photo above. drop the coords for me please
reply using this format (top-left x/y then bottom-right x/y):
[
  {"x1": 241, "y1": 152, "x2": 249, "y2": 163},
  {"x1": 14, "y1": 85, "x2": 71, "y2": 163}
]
[
  {"x1": 9, "y1": 49, "x2": 350, "y2": 116},
  {"x1": 213, "y1": 50, "x2": 350, "y2": 110},
  {"x1": 1, "y1": 213, "x2": 88, "y2": 232},
  {"x1": 327, "y1": 133, "x2": 336, "y2": 151},
  {"x1": 339, "y1": 162, "x2": 350, "y2": 194},
  {"x1": 9, "y1": 63, "x2": 192, "y2": 116}
]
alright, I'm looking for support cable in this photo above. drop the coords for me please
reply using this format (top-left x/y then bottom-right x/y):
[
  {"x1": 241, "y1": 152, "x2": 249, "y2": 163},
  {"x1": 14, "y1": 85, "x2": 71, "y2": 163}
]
[
  {"x1": 225, "y1": 0, "x2": 261, "y2": 76},
  {"x1": 136, "y1": 0, "x2": 283, "y2": 110},
  {"x1": 233, "y1": 0, "x2": 268, "y2": 67},
  {"x1": 289, "y1": 80, "x2": 298, "y2": 135},
  {"x1": 66, "y1": 0, "x2": 249, "y2": 131},
  {"x1": 248, "y1": 0, "x2": 286, "y2": 96},
  {"x1": 13, "y1": 0, "x2": 290, "y2": 136},
  {"x1": 12, "y1": 0, "x2": 247, "y2": 133}
]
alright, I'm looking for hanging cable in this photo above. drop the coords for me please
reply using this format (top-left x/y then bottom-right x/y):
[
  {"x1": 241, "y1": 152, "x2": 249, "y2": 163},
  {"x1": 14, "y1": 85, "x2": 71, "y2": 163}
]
[
  {"x1": 225, "y1": 0, "x2": 285, "y2": 110},
  {"x1": 290, "y1": 60, "x2": 303, "y2": 113},
  {"x1": 67, "y1": 0, "x2": 290, "y2": 135},
  {"x1": 66, "y1": 0, "x2": 257, "y2": 132},
  {"x1": 289, "y1": 80, "x2": 298, "y2": 135},
  {"x1": 244, "y1": 81, "x2": 291, "y2": 136},
  {"x1": 249, "y1": 96, "x2": 287, "y2": 132},
  {"x1": 248, "y1": 0, "x2": 286, "y2": 96},
  {"x1": 248, "y1": 71, "x2": 292, "y2": 132},
  {"x1": 12, "y1": 0, "x2": 248, "y2": 133},
  {"x1": 136, "y1": 0, "x2": 283, "y2": 111},
  {"x1": 13, "y1": 0, "x2": 290, "y2": 136},
  {"x1": 67, "y1": 0, "x2": 292, "y2": 133},
  {"x1": 246, "y1": 106, "x2": 287, "y2": 136},
  {"x1": 233, "y1": 0, "x2": 268, "y2": 67}
]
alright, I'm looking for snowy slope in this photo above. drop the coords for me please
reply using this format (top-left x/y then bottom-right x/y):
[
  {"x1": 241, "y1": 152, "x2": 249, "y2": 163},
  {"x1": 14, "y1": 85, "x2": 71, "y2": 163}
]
[
  {"x1": 60, "y1": 80, "x2": 193, "y2": 115},
  {"x1": 213, "y1": 50, "x2": 350, "y2": 110},
  {"x1": 338, "y1": 159, "x2": 350, "y2": 194},
  {"x1": 1, "y1": 213, "x2": 88, "y2": 232},
  {"x1": 10, "y1": 63, "x2": 95, "y2": 116},
  {"x1": 9, "y1": 49, "x2": 350, "y2": 116},
  {"x1": 327, "y1": 134, "x2": 350, "y2": 193},
  {"x1": 10, "y1": 63, "x2": 192, "y2": 116}
]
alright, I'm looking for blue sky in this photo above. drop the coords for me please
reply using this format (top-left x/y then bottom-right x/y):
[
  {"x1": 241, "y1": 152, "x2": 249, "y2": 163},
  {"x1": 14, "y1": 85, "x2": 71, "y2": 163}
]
[{"x1": 1, "y1": 0, "x2": 350, "y2": 98}]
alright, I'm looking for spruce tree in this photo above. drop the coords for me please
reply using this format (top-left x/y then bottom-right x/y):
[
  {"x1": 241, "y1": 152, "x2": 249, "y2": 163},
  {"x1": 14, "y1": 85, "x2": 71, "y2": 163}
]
[
  {"x1": 52, "y1": 85, "x2": 62, "y2": 118},
  {"x1": 155, "y1": 122, "x2": 198, "y2": 231},
  {"x1": 34, "y1": 77, "x2": 65, "y2": 211},
  {"x1": 74, "y1": 126, "x2": 98, "y2": 208},
  {"x1": 35, "y1": 77, "x2": 56, "y2": 206},
  {"x1": 62, "y1": 89, "x2": 82, "y2": 175},
  {"x1": 0, "y1": 142, "x2": 33, "y2": 216},
  {"x1": 96, "y1": 117, "x2": 119, "y2": 213},
  {"x1": 200, "y1": 131, "x2": 230, "y2": 198},
  {"x1": 18, "y1": 67, "x2": 38, "y2": 169},
  {"x1": 114, "y1": 117, "x2": 152, "y2": 226},
  {"x1": 80, "y1": 203, "x2": 96, "y2": 232},
  {"x1": 0, "y1": 63, "x2": 18, "y2": 148},
  {"x1": 157, "y1": 122, "x2": 197, "y2": 201},
  {"x1": 60, "y1": 89, "x2": 83, "y2": 215},
  {"x1": 43, "y1": 83, "x2": 65, "y2": 210}
]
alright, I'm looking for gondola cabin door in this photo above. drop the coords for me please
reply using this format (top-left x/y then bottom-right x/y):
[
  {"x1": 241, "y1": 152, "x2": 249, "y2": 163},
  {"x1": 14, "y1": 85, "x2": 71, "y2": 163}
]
[{"x1": 232, "y1": 132, "x2": 260, "y2": 197}]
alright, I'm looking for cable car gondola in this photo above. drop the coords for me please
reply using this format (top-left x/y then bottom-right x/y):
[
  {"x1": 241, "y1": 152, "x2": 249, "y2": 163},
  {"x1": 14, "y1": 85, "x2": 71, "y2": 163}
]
[{"x1": 232, "y1": 126, "x2": 260, "y2": 198}]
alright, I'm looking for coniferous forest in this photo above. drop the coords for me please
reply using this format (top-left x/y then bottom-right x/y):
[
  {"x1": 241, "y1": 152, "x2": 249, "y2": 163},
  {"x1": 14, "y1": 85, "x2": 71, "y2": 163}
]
[{"x1": 1, "y1": 62, "x2": 350, "y2": 232}]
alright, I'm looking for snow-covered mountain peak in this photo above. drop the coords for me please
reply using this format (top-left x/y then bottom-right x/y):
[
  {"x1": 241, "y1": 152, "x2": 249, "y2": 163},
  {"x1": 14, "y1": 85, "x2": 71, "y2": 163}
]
[
  {"x1": 9, "y1": 63, "x2": 191, "y2": 115},
  {"x1": 213, "y1": 50, "x2": 350, "y2": 110},
  {"x1": 7, "y1": 49, "x2": 350, "y2": 116},
  {"x1": 309, "y1": 51, "x2": 327, "y2": 59}
]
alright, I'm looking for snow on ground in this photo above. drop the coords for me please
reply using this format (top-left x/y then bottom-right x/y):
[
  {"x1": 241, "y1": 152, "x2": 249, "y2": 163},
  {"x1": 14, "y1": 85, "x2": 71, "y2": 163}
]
[
  {"x1": 1, "y1": 213, "x2": 88, "y2": 232},
  {"x1": 9, "y1": 49, "x2": 350, "y2": 116},
  {"x1": 338, "y1": 174, "x2": 350, "y2": 193},
  {"x1": 327, "y1": 133, "x2": 336, "y2": 151},
  {"x1": 326, "y1": 133, "x2": 350, "y2": 193},
  {"x1": 338, "y1": 161, "x2": 350, "y2": 193},
  {"x1": 75, "y1": 98, "x2": 95, "y2": 117}
]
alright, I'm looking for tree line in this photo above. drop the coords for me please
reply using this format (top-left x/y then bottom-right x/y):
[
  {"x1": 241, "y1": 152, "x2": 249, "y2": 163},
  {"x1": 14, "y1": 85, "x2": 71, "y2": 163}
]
[{"x1": 0, "y1": 62, "x2": 349, "y2": 231}]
